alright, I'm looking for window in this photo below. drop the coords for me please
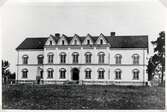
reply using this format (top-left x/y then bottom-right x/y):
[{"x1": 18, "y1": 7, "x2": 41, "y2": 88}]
[
  {"x1": 60, "y1": 52, "x2": 66, "y2": 63},
  {"x1": 98, "y1": 68, "x2": 105, "y2": 79},
  {"x1": 85, "y1": 68, "x2": 91, "y2": 79},
  {"x1": 62, "y1": 40, "x2": 65, "y2": 45},
  {"x1": 50, "y1": 41, "x2": 52, "y2": 45},
  {"x1": 37, "y1": 55, "x2": 44, "y2": 64},
  {"x1": 115, "y1": 54, "x2": 122, "y2": 64},
  {"x1": 115, "y1": 69, "x2": 121, "y2": 80},
  {"x1": 22, "y1": 55, "x2": 28, "y2": 64},
  {"x1": 133, "y1": 69, "x2": 139, "y2": 80},
  {"x1": 59, "y1": 68, "x2": 66, "y2": 79},
  {"x1": 40, "y1": 70, "x2": 43, "y2": 78},
  {"x1": 100, "y1": 39, "x2": 103, "y2": 45},
  {"x1": 132, "y1": 54, "x2": 139, "y2": 64},
  {"x1": 48, "y1": 53, "x2": 54, "y2": 63},
  {"x1": 85, "y1": 52, "x2": 92, "y2": 63},
  {"x1": 74, "y1": 40, "x2": 77, "y2": 45},
  {"x1": 87, "y1": 40, "x2": 90, "y2": 45},
  {"x1": 72, "y1": 52, "x2": 79, "y2": 63},
  {"x1": 47, "y1": 68, "x2": 53, "y2": 78},
  {"x1": 22, "y1": 69, "x2": 28, "y2": 78},
  {"x1": 98, "y1": 52, "x2": 105, "y2": 64}
]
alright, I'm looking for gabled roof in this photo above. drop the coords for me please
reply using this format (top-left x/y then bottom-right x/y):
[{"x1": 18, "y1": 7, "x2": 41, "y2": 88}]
[
  {"x1": 16, "y1": 38, "x2": 48, "y2": 50},
  {"x1": 16, "y1": 33, "x2": 148, "y2": 50}
]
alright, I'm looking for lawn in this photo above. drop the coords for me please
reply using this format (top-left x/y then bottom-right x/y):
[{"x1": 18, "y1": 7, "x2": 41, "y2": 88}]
[{"x1": 2, "y1": 84, "x2": 165, "y2": 109}]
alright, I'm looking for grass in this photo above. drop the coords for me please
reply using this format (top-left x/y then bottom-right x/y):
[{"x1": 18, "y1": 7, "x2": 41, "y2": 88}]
[{"x1": 2, "y1": 84, "x2": 165, "y2": 109}]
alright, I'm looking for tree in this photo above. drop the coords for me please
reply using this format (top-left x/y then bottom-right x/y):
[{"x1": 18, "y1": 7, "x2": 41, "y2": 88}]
[
  {"x1": 2, "y1": 60, "x2": 10, "y2": 84},
  {"x1": 151, "y1": 31, "x2": 165, "y2": 85}
]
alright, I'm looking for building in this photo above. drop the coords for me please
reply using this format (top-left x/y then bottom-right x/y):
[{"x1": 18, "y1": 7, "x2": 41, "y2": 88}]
[{"x1": 16, "y1": 32, "x2": 148, "y2": 86}]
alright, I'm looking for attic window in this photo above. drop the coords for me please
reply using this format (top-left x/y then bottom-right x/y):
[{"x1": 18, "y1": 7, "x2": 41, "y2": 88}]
[
  {"x1": 100, "y1": 39, "x2": 103, "y2": 45},
  {"x1": 74, "y1": 40, "x2": 77, "y2": 45},
  {"x1": 62, "y1": 40, "x2": 65, "y2": 45},
  {"x1": 87, "y1": 40, "x2": 90, "y2": 45},
  {"x1": 50, "y1": 41, "x2": 52, "y2": 45}
]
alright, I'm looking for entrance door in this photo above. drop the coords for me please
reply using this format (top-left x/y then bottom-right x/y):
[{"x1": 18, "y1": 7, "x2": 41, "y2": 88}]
[{"x1": 72, "y1": 68, "x2": 79, "y2": 81}]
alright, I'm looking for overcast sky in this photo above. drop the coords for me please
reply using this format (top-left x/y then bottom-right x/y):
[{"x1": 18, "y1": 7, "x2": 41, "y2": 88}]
[{"x1": 1, "y1": 0, "x2": 167, "y2": 72}]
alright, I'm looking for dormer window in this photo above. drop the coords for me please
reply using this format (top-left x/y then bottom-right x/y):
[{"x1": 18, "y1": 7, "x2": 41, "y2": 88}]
[
  {"x1": 87, "y1": 40, "x2": 90, "y2": 45},
  {"x1": 62, "y1": 40, "x2": 65, "y2": 45},
  {"x1": 74, "y1": 40, "x2": 77, "y2": 45},
  {"x1": 100, "y1": 39, "x2": 103, "y2": 45},
  {"x1": 50, "y1": 41, "x2": 52, "y2": 45}
]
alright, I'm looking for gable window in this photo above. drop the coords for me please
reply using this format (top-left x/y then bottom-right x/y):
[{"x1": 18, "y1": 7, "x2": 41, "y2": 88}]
[
  {"x1": 72, "y1": 52, "x2": 79, "y2": 63},
  {"x1": 115, "y1": 69, "x2": 121, "y2": 80},
  {"x1": 48, "y1": 53, "x2": 54, "y2": 64},
  {"x1": 49, "y1": 41, "x2": 52, "y2": 45},
  {"x1": 47, "y1": 68, "x2": 53, "y2": 78},
  {"x1": 85, "y1": 52, "x2": 92, "y2": 63},
  {"x1": 98, "y1": 52, "x2": 105, "y2": 64},
  {"x1": 133, "y1": 69, "x2": 139, "y2": 80},
  {"x1": 37, "y1": 55, "x2": 44, "y2": 64},
  {"x1": 100, "y1": 39, "x2": 103, "y2": 45},
  {"x1": 98, "y1": 68, "x2": 105, "y2": 79},
  {"x1": 132, "y1": 54, "x2": 139, "y2": 64},
  {"x1": 22, "y1": 69, "x2": 28, "y2": 78},
  {"x1": 85, "y1": 68, "x2": 91, "y2": 79},
  {"x1": 62, "y1": 40, "x2": 65, "y2": 45},
  {"x1": 87, "y1": 40, "x2": 90, "y2": 45},
  {"x1": 74, "y1": 40, "x2": 77, "y2": 45},
  {"x1": 22, "y1": 55, "x2": 28, "y2": 64},
  {"x1": 60, "y1": 52, "x2": 66, "y2": 64},
  {"x1": 59, "y1": 68, "x2": 66, "y2": 79},
  {"x1": 115, "y1": 54, "x2": 122, "y2": 64}
]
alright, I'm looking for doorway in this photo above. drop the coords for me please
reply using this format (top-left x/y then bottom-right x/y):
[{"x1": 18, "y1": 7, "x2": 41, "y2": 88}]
[{"x1": 71, "y1": 68, "x2": 79, "y2": 81}]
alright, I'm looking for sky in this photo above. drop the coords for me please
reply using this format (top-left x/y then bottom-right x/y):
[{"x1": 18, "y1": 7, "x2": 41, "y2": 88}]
[{"x1": 1, "y1": 0, "x2": 167, "y2": 72}]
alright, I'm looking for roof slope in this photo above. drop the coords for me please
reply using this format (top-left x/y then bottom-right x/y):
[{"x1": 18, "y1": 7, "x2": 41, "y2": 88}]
[
  {"x1": 16, "y1": 38, "x2": 48, "y2": 50},
  {"x1": 16, "y1": 34, "x2": 148, "y2": 50}
]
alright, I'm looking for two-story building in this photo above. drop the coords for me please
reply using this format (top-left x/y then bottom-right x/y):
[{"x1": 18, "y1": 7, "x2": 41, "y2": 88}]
[{"x1": 16, "y1": 32, "x2": 148, "y2": 85}]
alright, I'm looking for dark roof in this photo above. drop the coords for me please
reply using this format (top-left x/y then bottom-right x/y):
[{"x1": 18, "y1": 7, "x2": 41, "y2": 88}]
[
  {"x1": 16, "y1": 38, "x2": 48, "y2": 50},
  {"x1": 16, "y1": 34, "x2": 148, "y2": 50}
]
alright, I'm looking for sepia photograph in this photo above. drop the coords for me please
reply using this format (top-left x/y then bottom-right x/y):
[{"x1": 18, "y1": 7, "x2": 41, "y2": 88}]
[{"x1": 1, "y1": 0, "x2": 166, "y2": 110}]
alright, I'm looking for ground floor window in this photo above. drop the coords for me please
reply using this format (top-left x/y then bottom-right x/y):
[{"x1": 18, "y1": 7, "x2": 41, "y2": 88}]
[
  {"x1": 47, "y1": 68, "x2": 53, "y2": 78},
  {"x1": 98, "y1": 68, "x2": 105, "y2": 79},
  {"x1": 115, "y1": 69, "x2": 121, "y2": 80},
  {"x1": 85, "y1": 68, "x2": 91, "y2": 79},
  {"x1": 22, "y1": 69, "x2": 28, "y2": 78},
  {"x1": 60, "y1": 68, "x2": 66, "y2": 79},
  {"x1": 133, "y1": 69, "x2": 139, "y2": 80}
]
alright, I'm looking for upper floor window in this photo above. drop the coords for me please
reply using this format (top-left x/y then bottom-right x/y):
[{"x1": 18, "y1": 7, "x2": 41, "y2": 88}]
[
  {"x1": 22, "y1": 55, "x2": 28, "y2": 64},
  {"x1": 98, "y1": 52, "x2": 105, "y2": 64},
  {"x1": 37, "y1": 55, "x2": 44, "y2": 64},
  {"x1": 22, "y1": 68, "x2": 28, "y2": 78},
  {"x1": 98, "y1": 68, "x2": 105, "y2": 79},
  {"x1": 59, "y1": 68, "x2": 66, "y2": 79},
  {"x1": 47, "y1": 68, "x2": 53, "y2": 78},
  {"x1": 100, "y1": 39, "x2": 103, "y2": 45},
  {"x1": 47, "y1": 52, "x2": 54, "y2": 64},
  {"x1": 133, "y1": 69, "x2": 139, "y2": 80},
  {"x1": 115, "y1": 54, "x2": 122, "y2": 64},
  {"x1": 60, "y1": 52, "x2": 66, "y2": 64},
  {"x1": 85, "y1": 52, "x2": 92, "y2": 63},
  {"x1": 72, "y1": 52, "x2": 79, "y2": 63},
  {"x1": 115, "y1": 69, "x2": 121, "y2": 80},
  {"x1": 132, "y1": 54, "x2": 139, "y2": 64},
  {"x1": 85, "y1": 68, "x2": 91, "y2": 79}
]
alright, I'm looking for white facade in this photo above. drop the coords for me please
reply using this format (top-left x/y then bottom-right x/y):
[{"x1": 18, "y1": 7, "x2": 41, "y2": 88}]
[{"x1": 16, "y1": 33, "x2": 148, "y2": 86}]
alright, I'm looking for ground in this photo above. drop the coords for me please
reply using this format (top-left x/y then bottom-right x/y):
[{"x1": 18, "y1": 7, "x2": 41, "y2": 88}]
[{"x1": 2, "y1": 84, "x2": 165, "y2": 109}]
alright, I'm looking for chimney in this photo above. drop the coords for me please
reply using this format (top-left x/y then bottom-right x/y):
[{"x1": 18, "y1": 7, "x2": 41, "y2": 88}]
[
  {"x1": 55, "y1": 33, "x2": 60, "y2": 37},
  {"x1": 110, "y1": 32, "x2": 115, "y2": 36}
]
